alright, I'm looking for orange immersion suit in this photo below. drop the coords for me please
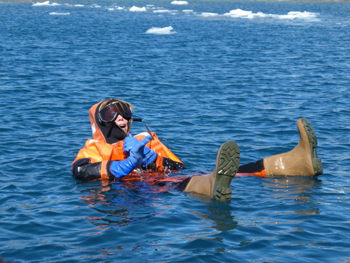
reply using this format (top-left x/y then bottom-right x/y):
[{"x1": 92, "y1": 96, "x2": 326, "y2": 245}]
[{"x1": 71, "y1": 102, "x2": 185, "y2": 182}]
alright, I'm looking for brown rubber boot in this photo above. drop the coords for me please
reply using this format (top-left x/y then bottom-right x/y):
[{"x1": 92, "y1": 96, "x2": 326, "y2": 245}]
[
  {"x1": 184, "y1": 141, "x2": 240, "y2": 201},
  {"x1": 264, "y1": 118, "x2": 323, "y2": 177}
]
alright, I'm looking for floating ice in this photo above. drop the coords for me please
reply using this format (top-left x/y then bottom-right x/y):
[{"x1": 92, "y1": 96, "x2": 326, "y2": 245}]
[
  {"x1": 146, "y1": 26, "x2": 176, "y2": 35},
  {"x1": 280, "y1": 11, "x2": 319, "y2": 20},
  {"x1": 171, "y1": 1, "x2": 188, "y2": 5},
  {"x1": 223, "y1": 9, "x2": 319, "y2": 21},
  {"x1": 223, "y1": 9, "x2": 264, "y2": 19},
  {"x1": 154, "y1": 9, "x2": 171, "y2": 13},
  {"x1": 33, "y1": 1, "x2": 60, "y2": 6},
  {"x1": 74, "y1": 4, "x2": 84, "y2": 7},
  {"x1": 33, "y1": 1, "x2": 50, "y2": 6},
  {"x1": 201, "y1": 12, "x2": 218, "y2": 17},
  {"x1": 130, "y1": 6, "x2": 147, "y2": 12},
  {"x1": 49, "y1": 12, "x2": 70, "y2": 15}
]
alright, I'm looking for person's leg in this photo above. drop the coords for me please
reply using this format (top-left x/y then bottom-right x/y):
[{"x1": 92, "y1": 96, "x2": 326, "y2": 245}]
[
  {"x1": 237, "y1": 117, "x2": 323, "y2": 177},
  {"x1": 183, "y1": 141, "x2": 240, "y2": 201},
  {"x1": 237, "y1": 159, "x2": 266, "y2": 177}
]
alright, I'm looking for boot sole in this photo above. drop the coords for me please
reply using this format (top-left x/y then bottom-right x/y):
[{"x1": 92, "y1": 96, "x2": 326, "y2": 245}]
[
  {"x1": 301, "y1": 118, "x2": 323, "y2": 175},
  {"x1": 213, "y1": 141, "x2": 240, "y2": 201}
]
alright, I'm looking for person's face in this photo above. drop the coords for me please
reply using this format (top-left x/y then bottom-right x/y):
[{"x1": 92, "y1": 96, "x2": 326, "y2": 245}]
[{"x1": 114, "y1": 114, "x2": 129, "y2": 134}]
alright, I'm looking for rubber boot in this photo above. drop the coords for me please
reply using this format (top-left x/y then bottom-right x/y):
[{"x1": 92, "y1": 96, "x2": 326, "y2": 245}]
[
  {"x1": 264, "y1": 117, "x2": 323, "y2": 177},
  {"x1": 184, "y1": 141, "x2": 240, "y2": 201}
]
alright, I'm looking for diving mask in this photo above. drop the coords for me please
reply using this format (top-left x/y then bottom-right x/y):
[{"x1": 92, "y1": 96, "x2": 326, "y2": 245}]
[{"x1": 98, "y1": 99, "x2": 142, "y2": 124}]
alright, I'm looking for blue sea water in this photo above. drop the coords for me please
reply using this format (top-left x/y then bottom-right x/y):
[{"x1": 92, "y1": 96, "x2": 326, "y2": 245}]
[{"x1": 1, "y1": 0, "x2": 350, "y2": 262}]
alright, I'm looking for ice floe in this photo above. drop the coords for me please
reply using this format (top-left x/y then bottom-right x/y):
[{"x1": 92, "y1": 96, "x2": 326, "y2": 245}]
[
  {"x1": 223, "y1": 9, "x2": 319, "y2": 21},
  {"x1": 32, "y1": 2, "x2": 320, "y2": 24},
  {"x1": 130, "y1": 6, "x2": 147, "y2": 12},
  {"x1": 49, "y1": 12, "x2": 70, "y2": 15},
  {"x1": 33, "y1": 1, "x2": 60, "y2": 6},
  {"x1": 146, "y1": 26, "x2": 176, "y2": 34},
  {"x1": 171, "y1": 1, "x2": 188, "y2": 5}
]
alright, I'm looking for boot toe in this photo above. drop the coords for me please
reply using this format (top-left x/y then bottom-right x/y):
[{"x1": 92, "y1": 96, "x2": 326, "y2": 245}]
[{"x1": 301, "y1": 118, "x2": 323, "y2": 175}]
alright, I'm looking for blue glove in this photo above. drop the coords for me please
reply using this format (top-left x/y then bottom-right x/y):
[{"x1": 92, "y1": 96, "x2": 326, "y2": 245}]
[
  {"x1": 123, "y1": 134, "x2": 157, "y2": 167},
  {"x1": 110, "y1": 135, "x2": 152, "y2": 179},
  {"x1": 123, "y1": 135, "x2": 139, "y2": 154},
  {"x1": 142, "y1": 147, "x2": 157, "y2": 167}
]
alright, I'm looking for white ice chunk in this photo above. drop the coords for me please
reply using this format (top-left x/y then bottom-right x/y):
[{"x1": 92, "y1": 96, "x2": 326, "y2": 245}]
[
  {"x1": 130, "y1": 6, "x2": 147, "y2": 12},
  {"x1": 146, "y1": 26, "x2": 176, "y2": 35},
  {"x1": 49, "y1": 12, "x2": 70, "y2": 15},
  {"x1": 171, "y1": 1, "x2": 188, "y2": 5}
]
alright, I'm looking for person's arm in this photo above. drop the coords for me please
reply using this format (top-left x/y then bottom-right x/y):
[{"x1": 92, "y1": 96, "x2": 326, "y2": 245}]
[
  {"x1": 72, "y1": 136, "x2": 152, "y2": 181},
  {"x1": 124, "y1": 134, "x2": 185, "y2": 171},
  {"x1": 149, "y1": 155, "x2": 185, "y2": 171},
  {"x1": 109, "y1": 136, "x2": 152, "y2": 179},
  {"x1": 71, "y1": 140, "x2": 112, "y2": 181},
  {"x1": 72, "y1": 158, "x2": 113, "y2": 181}
]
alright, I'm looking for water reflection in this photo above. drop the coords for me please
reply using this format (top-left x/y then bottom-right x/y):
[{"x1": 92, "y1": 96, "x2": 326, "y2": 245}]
[
  {"x1": 188, "y1": 197, "x2": 238, "y2": 231},
  {"x1": 261, "y1": 176, "x2": 323, "y2": 215},
  {"x1": 80, "y1": 180, "x2": 171, "y2": 230},
  {"x1": 79, "y1": 179, "x2": 237, "y2": 232}
]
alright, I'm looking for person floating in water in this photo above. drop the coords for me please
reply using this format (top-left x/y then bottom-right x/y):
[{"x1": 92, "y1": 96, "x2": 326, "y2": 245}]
[{"x1": 72, "y1": 98, "x2": 322, "y2": 201}]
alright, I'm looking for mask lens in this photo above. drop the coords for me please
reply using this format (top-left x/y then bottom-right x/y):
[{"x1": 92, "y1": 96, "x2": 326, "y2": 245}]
[{"x1": 99, "y1": 101, "x2": 132, "y2": 123}]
